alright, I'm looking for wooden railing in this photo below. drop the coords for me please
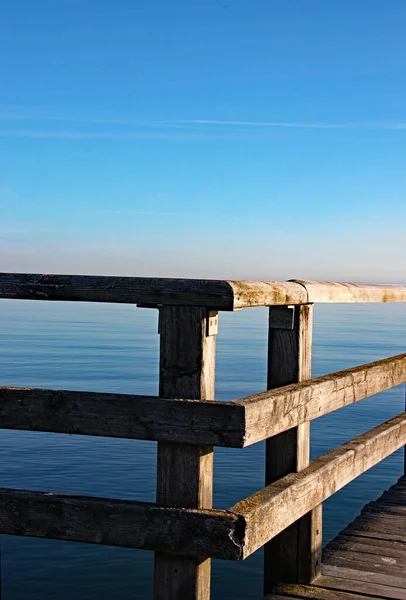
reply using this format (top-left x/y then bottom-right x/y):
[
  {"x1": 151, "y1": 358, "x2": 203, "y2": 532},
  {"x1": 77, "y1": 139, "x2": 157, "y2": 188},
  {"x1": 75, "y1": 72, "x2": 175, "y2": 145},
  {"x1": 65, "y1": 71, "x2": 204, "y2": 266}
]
[{"x1": 1, "y1": 273, "x2": 406, "y2": 600}]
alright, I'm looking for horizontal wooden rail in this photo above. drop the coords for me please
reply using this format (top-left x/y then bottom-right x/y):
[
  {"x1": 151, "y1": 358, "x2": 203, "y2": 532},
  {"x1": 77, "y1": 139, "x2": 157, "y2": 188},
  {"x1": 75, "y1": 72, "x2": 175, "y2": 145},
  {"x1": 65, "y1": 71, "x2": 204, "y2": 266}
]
[
  {"x1": 0, "y1": 387, "x2": 245, "y2": 447},
  {"x1": 2, "y1": 354, "x2": 405, "y2": 447},
  {"x1": 0, "y1": 488, "x2": 244, "y2": 560},
  {"x1": 293, "y1": 280, "x2": 406, "y2": 304},
  {"x1": 2, "y1": 273, "x2": 406, "y2": 308},
  {"x1": 3, "y1": 413, "x2": 405, "y2": 562},
  {"x1": 0, "y1": 273, "x2": 306, "y2": 310},
  {"x1": 230, "y1": 412, "x2": 406, "y2": 558},
  {"x1": 238, "y1": 353, "x2": 406, "y2": 446}
]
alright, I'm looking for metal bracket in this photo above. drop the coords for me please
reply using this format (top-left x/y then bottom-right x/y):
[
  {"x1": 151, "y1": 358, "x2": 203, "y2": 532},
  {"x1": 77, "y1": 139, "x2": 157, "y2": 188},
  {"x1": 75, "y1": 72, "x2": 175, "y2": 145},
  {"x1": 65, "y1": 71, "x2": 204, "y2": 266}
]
[
  {"x1": 269, "y1": 305, "x2": 295, "y2": 330},
  {"x1": 206, "y1": 310, "x2": 219, "y2": 337}
]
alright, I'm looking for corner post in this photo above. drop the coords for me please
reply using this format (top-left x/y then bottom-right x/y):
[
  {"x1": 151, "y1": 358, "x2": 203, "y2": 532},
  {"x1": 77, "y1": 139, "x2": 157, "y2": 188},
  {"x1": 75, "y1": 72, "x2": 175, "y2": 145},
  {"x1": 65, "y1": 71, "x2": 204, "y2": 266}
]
[
  {"x1": 264, "y1": 304, "x2": 322, "y2": 593},
  {"x1": 154, "y1": 306, "x2": 218, "y2": 600}
]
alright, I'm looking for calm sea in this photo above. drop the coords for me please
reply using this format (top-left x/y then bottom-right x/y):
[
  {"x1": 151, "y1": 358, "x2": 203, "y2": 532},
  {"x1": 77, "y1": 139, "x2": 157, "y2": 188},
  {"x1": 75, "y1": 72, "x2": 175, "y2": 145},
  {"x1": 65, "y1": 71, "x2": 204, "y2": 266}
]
[{"x1": 0, "y1": 299, "x2": 405, "y2": 599}]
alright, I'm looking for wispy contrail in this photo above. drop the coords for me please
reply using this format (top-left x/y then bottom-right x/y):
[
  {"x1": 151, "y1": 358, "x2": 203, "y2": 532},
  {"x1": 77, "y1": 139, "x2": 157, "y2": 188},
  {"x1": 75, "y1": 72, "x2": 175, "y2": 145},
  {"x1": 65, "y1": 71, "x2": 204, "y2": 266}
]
[
  {"x1": 168, "y1": 119, "x2": 347, "y2": 129},
  {"x1": 1, "y1": 108, "x2": 406, "y2": 130},
  {"x1": 168, "y1": 119, "x2": 406, "y2": 130}
]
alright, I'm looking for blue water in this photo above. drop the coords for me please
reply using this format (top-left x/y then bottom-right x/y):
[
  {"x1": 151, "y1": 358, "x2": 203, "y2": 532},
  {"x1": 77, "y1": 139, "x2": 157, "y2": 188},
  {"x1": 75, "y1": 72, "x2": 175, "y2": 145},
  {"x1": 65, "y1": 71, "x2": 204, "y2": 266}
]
[{"x1": 0, "y1": 300, "x2": 405, "y2": 599}]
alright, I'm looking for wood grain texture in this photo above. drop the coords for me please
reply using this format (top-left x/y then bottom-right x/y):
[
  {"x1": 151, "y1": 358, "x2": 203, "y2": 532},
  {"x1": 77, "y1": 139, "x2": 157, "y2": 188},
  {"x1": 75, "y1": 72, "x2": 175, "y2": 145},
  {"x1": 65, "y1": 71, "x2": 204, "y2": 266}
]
[
  {"x1": 264, "y1": 305, "x2": 322, "y2": 590},
  {"x1": 0, "y1": 487, "x2": 244, "y2": 559},
  {"x1": 230, "y1": 412, "x2": 406, "y2": 559},
  {"x1": 270, "y1": 582, "x2": 376, "y2": 599},
  {"x1": 0, "y1": 273, "x2": 306, "y2": 309},
  {"x1": 226, "y1": 280, "x2": 307, "y2": 309},
  {"x1": 238, "y1": 353, "x2": 406, "y2": 446},
  {"x1": 3, "y1": 273, "x2": 406, "y2": 308},
  {"x1": 315, "y1": 575, "x2": 406, "y2": 600},
  {"x1": 268, "y1": 478, "x2": 406, "y2": 599},
  {"x1": 326, "y1": 534, "x2": 406, "y2": 559},
  {"x1": 321, "y1": 564, "x2": 406, "y2": 590},
  {"x1": 323, "y1": 549, "x2": 406, "y2": 575},
  {"x1": 0, "y1": 386, "x2": 245, "y2": 447},
  {"x1": 154, "y1": 306, "x2": 217, "y2": 600},
  {"x1": 291, "y1": 280, "x2": 406, "y2": 303},
  {"x1": 0, "y1": 273, "x2": 235, "y2": 308}
]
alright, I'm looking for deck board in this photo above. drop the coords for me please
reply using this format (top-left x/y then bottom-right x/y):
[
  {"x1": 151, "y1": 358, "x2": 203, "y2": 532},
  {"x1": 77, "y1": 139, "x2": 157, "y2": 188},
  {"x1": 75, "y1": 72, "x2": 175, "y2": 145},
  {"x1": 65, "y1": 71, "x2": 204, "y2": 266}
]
[{"x1": 267, "y1": 476, "x2": 406, "y2": 600}]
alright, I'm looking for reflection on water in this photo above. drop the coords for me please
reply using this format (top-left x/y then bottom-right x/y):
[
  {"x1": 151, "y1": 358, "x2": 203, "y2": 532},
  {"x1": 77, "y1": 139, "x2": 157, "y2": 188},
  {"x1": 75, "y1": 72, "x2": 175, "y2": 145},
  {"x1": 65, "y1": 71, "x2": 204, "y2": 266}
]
[{"x1": 0, "y1": 300, "x2": 405, "y2": 599}]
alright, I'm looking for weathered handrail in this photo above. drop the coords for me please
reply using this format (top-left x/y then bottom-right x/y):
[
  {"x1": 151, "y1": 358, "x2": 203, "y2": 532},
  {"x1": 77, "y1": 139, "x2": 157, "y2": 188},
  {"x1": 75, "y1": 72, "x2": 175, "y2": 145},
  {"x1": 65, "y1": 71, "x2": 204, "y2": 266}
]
[{"x1": 2, "y1": 272, "x2": 406, "y2": 308}]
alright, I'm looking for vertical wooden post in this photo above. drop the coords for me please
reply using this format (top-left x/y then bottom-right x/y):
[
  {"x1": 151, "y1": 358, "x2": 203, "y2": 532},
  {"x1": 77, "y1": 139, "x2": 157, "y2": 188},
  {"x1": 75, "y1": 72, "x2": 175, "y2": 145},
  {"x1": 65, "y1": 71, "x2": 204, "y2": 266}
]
[
  {"x1": 154, "y1": 306, "x2": 217, "y2": 600},
  {"x1": 264, "y1": 304, "x2": 322, "y2": 593}
]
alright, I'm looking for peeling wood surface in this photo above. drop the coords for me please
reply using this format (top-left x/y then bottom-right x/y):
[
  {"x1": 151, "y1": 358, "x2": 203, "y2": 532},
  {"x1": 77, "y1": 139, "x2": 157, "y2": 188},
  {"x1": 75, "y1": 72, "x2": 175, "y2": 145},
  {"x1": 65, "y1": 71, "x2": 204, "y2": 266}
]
[
  {"x1": 0, "y1": 386, "x2": 245, "y2": 447},
  {"x1": 238, "y1": 353, "x2": 406, "y2": 446},
  {"x1": 230, "y1": 415, "x2": 406, "y2": 558},
  {"x1": 271, "y1": 477, "x2": 406, "y2": 600},
  {"x1": 0, "y1": 487, "x2": 243, "y2": 560}
]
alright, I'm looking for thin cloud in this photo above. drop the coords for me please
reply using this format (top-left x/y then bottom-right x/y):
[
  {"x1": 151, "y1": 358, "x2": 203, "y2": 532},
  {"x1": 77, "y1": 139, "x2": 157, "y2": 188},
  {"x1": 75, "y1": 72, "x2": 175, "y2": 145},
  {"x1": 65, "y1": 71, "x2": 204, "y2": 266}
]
[
  {"x1": 170, "y1": 119, "x2": 347, "y2": 129},
  {"x1": 1, "y1": 107, "x2": 406, "y2": 130},
  {"x1": 169, "y1": 119, "x2": 406, "y2": 130},
  {"x1": 0, "y1": 129, "x2": 222, "y2": 141},
  {"x1": 39, "y1": 205, "x2": 263, "y2": 223},
  {"x1": 93, "y1": 208, "x2": 262, "y2": 222}
]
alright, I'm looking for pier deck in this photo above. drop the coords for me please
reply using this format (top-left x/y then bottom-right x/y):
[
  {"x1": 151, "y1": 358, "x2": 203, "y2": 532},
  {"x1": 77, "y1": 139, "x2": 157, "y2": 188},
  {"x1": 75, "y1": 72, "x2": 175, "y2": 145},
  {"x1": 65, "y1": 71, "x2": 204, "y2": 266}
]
[{"x1": 269, "y1": 477, "x2": 406, "y2": 600}]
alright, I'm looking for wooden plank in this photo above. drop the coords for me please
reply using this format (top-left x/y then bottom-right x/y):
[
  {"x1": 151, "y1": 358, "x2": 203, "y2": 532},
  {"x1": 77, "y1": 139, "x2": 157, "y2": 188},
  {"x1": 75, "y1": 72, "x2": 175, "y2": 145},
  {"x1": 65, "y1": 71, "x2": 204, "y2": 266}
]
[
  {"x1": 342, "y1": 515, "x2": 406, "y2": 543},
  {"x1": 326, "y1": 534, "x2": 406, "y2": 560},
  {"x1": 379, "y1": 490, "x2": 406, "y2": 505},
  {"x1": 271, "y1": 582, "x2": 377, "y2": 599},
  {"x1": 265, "y1": 596, "x2": 300, "y2": 599},
  {"x1": 238, "y1": 353, "x2": 406, "y2": 446},
  {"x1": 316, "y1": 574, "x2": 406, "y2": 600},
  {"x1": 323, "y1": 549, "x2": 406, "y2": 575},
  {"x1": 0, "y1": 386, "x2": 245, "y2": 447},
  {"x1": 0, "y1": 487, "x2": 244, "y2": 559},
  {"x1": 361, "y1": 502, "x2": 406, "y2": 516},
  {"x1": 264, "y1": 305, "x2": 322, "y2": 590},
  {"x1": 291, "y1": 280, "x2": 406, "y2": 304},
  {"x1": 321, "y1": 564, "x2": 406, "y2": 591},
  {"x1": 154, "y1": 306, "x2": 216, "y2": 600},
  {"x1": 229, "y1": 412, "x2": 406, "y2": 558},
  {"x1": 265, "y1": 596, "x2": 299, "y2": 599},
  {"x1": 0, "y1": 273, "x2": 308, "y2": 310}
]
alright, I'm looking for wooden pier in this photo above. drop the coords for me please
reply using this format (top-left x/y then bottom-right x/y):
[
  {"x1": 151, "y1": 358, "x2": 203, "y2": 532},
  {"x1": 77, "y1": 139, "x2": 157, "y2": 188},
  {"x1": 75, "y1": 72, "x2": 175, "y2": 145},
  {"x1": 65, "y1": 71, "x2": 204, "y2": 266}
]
[
  {"x1": 269, "y1": 477, "x2": 406, "y2": 600},
  {"x1": 1, "y1": 273, "x2": 406, "y2": 600}
]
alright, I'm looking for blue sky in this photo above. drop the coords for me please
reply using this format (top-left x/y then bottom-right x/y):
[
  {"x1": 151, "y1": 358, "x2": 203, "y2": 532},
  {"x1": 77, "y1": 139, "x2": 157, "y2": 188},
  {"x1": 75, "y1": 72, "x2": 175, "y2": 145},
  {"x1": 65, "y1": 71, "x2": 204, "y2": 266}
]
[{"x1": 1, "y1": 0, "x2": 405, "y2": 282}]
